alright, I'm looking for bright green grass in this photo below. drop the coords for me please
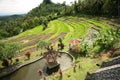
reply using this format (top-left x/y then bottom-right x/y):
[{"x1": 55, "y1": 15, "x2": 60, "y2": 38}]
[
  {"x1": 43, "y1": 20, "x2": 73, "y2": 40},
  {"x1": 86, "y1": 19, "x2": 110, "y2": 29},
  {"x1": 100, "y1": 19, "x2": 120, "y2": 28},
  {"x1": 45, "y1": 19, "x2": 91, "y2": 44},
  {"x1": 49, "y1": 57, "x2": 100, "y2": 80},
  {"x1": 18, "y1": 25, "x2": 43, "y2": 37},
  {"x1": 16, "y1": 17, "x2": 109, "y2": 41},
  {"x1": 0, "y1": 16, "x2": 117, "y2": 78},
  {"x1": 43, "y1": 20, "x2": 70, "y2": 34},
  {"x1": 64, "y1": 16, "x2": 110, "y2": 29},
  {"x1": 78, "y1": 17, "x2": 110, "y2": 29},
  {"x1": 7, "y1": 16, "x2": 115, "y2": 46},
  {"x1": 63, "y1": 21, "x2": 91, "y2": 44}
]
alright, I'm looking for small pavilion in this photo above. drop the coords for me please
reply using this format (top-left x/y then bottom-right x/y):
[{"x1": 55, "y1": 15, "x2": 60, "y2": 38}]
[{"x1": 43, "y1": 50, "x2": 60, "y2": 75}]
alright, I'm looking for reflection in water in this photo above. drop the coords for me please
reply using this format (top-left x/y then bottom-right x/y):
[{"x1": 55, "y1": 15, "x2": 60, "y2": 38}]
[{"x1": 1, "y1": 53, "x2": 72, "y2": 80}]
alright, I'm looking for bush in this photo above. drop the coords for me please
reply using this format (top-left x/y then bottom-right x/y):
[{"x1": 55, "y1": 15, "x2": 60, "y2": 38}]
[
  {"x1": 37, "y1": 40, "x2": 51, "y2": 49},
  {"x1": 80, "y1": 41, "x2": 90, "y2": 56},
  {"x1": 70, "y1": 41, "x2": 90, "y2": 57},
  {"x1": 93, "y1": 29, "x2": 120, "y2": 53},
  {"x1": 0, "y1": 42, "x2": 21, "y2": 67}
]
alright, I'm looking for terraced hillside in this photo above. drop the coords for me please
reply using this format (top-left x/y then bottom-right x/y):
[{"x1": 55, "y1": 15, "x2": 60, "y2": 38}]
[
  {"x1": 0, "y1": 16, "x2": 120, "y2": 80},
  {"x1": 1, "y1": 16, "x2": 118, "y2": 53}
]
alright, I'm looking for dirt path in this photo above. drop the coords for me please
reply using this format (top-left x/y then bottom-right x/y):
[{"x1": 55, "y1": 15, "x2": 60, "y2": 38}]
[{"x1": 84, "y1": 28, "x2": 98, "y2": 44}]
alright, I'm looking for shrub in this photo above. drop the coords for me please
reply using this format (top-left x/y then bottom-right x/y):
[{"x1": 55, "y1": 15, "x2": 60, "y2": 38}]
[
  {"x1": 80, "y1": 41, "x2": 89, "y2": 56},
  {"x1": 93, "y1": 29, "x2": 120, "y2": 53},
  {"x1": 0, "y1": 42, "x2": 21, "y2": 67},
  {"x1": 58, "y1": 38, "x2": 64, "y2": 51},
  {"x1": 37, "y1": 40, "x2": 51, "y2": 50}
]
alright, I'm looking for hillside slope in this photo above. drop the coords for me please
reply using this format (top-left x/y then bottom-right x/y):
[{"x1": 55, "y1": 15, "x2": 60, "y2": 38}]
[{"x1": 1, "y1": 16, "x2": 119, "y2": 52}]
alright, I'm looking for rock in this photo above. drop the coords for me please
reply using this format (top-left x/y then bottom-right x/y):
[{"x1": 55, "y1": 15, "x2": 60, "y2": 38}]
[
  {"x1": 85, "y1": 64, "x2": 120, "y2": 80},
  {"x1": 101, "y1": 56, "x2": 120, "y2": 68},
  {"x1": 85, "y1": 56, "x2": 120, "y2": 80}
]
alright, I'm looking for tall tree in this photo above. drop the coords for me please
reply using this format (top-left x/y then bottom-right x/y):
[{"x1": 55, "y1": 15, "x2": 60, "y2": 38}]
[
  {"x1": 102, "y1": 0, "x2": 119, "y2": 16},
  {"x1": 43, "y1": 0, "x2": 52, "y2": 4},
  {"x1": 73, "y1": 1, "x2": 79, "y2": 14},
  {"x1": 91, "y1": 0, "x2": 103, "y2": 15}
]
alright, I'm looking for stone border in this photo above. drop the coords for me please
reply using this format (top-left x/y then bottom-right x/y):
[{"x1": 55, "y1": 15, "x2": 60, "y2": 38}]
[
  {"x1": 85, "y1": 56, "x2": 120, "y2": 80},
  {"x1": 0, "y1": 56, "x2": 44, "y2": 79},
  {"x1": 85, "y1": 64, "x2": 120, "y2": 80},
  {"x1": 101, "y1": 56, "x2": 120, "y2": 68},
  {"x1": 0, "y1": 52, "x2": 74, "y2": 79},
  {"x1": 60, "y1": 51, "x2": 75, "y2": 63},
  {"x1": 96, "y1": 64, "x2": 120, "y2": 72},
  {"x1": 46, "y1": 51, "x2": 75, "y2": 79}
]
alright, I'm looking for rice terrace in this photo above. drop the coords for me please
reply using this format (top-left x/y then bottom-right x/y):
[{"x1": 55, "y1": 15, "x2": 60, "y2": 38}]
[{"x1": 0, "y1": 0, "x2": 120, "y2": 80}]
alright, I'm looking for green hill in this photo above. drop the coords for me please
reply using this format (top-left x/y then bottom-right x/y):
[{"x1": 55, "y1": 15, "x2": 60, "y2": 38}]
[
  {"x1": 2, "y1": 16, "x2": 118, "y2": 51},
  {"x1": 0, "y1": 0, "x2": 64, "y2": 39},
  {"x1": 27, "y1": 0, "x2": 63, "y2": 17},
  {"x1": 0, "y1": 0, "x2": 120, "y2": 80},
  {"x1": 0, "y1": 15, "x2": 120, "y2": 80}
]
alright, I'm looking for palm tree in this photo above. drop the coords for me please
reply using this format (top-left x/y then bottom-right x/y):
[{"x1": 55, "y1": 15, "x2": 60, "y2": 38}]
[
  {"x1": 92, "y1": 0, "x2": 103, "y2": 15},
  {"x1": 73, "y1": 1, "x2": 78, "y2": 13},
  {"x1": 102, "y1": 0, "x2": 119, "y2": 16}
]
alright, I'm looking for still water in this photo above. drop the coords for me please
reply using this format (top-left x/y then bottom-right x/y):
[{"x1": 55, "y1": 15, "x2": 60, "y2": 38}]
[{"x1": 1, "y1": 53, "x2": 72, "y2": 80}]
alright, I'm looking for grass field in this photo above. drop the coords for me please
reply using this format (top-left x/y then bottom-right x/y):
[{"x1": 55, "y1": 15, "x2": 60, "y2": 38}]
[
  {"x1": 11, "y1": 16, "x2": 116, "y2": 46},
  {"x1": 18, "y1": 25, "x2": 43, "y2": 37},
  {"x1": 0, "y1": 16, "x2": 119, "y2": 80},
  {"x1": 48, "y1": 57, "x2": 101, "y2": 80},
  {"x1": 1, "y1": 16, "x2": 118, "y2": 55},
  {"x1": 4, "y1": 18, "x2": 91, "y2": 47}
]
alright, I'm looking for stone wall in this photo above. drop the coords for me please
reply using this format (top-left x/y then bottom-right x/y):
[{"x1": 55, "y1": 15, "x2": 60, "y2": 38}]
[
  {"x1": 101, "y1": 56, "x2": 120, "y2": 68},
  {"x1": 85, "y1": 65, "x2": 120, "y2": 80},
  {"x1": 85, "y1": 56, "x2": 120, "y2": 80}
]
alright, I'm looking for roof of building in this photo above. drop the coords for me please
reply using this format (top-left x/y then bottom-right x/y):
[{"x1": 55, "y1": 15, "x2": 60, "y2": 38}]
[
  {"x1": 44, "y1": 50, "x2": 59, "y2": 63},
  {"x1": 69, "y1": 39, "x2": 81, "y2": 46}
]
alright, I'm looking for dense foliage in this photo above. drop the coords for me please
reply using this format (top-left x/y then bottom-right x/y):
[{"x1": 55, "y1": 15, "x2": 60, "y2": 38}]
[
  {"x1": 93, "y1": 29, "x2": 120, "y2": 53},
  {"x1": 0, "y1": 0, "x2": 119, "y2": 39},
  {"x1": 0, "y1": 42, "x2": 21, "y2": 66},
  {"x1": 37, "y1": 40, "x2": 51, "y2": 49},
  {"x1": 71, "y1": 0, "x2": 120, "y2": 16},
  {"x1": 0, "y1": 0, "x2": 64, "y2": 39},
  {"x1": 0, "y1": 42, "x2": 21, "y2": 60}
]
